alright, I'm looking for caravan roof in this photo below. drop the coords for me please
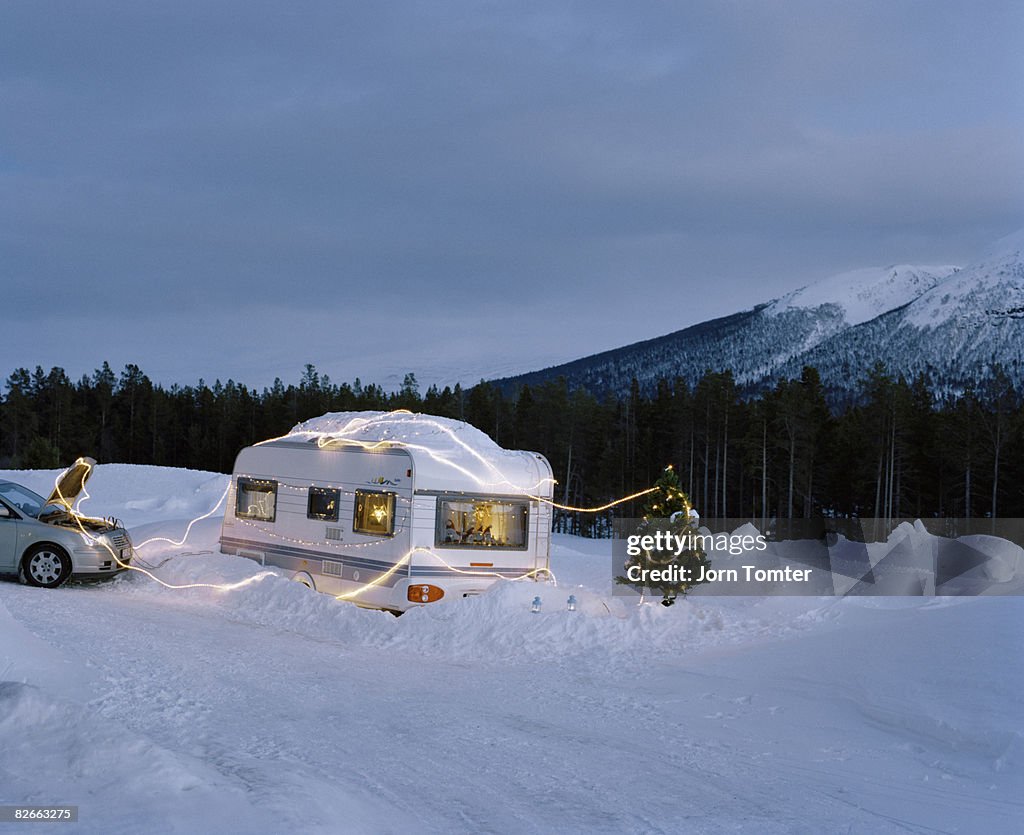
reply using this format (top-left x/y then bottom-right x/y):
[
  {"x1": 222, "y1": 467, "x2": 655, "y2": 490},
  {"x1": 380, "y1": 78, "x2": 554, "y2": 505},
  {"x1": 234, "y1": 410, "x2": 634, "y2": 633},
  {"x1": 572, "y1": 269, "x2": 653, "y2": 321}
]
[{"x1": 277, "y1": 411, "x2": 554, "y2": 497}]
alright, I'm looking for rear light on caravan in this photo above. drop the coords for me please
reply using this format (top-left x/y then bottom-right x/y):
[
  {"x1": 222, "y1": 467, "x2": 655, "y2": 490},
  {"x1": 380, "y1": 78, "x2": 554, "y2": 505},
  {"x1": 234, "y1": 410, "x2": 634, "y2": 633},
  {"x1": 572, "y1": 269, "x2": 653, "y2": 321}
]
[{"x1": 408, "y1": 584, "x2": 445, "y2": 604}]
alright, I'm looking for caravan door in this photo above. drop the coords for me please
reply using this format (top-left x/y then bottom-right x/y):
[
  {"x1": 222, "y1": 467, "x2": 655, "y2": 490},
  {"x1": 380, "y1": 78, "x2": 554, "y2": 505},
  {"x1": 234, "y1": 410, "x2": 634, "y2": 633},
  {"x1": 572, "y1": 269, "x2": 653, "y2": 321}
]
[{"x1": 534, "y1": 500, "x2": 551, "y2": 577}]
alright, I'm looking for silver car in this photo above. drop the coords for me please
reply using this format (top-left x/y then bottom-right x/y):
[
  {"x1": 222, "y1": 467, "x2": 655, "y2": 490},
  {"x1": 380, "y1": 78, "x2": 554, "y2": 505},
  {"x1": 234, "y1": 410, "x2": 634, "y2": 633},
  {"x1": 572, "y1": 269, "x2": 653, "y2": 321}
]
[{"x1": 0, "y1": 458, "x2": 133, "y2": 588}]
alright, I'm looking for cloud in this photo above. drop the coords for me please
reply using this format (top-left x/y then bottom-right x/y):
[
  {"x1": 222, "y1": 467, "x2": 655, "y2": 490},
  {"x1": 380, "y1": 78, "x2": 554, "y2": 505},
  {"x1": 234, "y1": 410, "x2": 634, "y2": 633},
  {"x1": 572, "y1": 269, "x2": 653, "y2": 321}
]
[{"x1": 1, "y1": 1, "x2": 1021, "y2": 385}]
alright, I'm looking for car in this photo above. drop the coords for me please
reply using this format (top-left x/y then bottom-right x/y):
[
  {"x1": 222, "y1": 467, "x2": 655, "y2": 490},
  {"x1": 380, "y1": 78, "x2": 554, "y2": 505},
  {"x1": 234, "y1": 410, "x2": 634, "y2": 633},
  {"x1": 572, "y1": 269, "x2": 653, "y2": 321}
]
[{"x1": 0, "y1": 457, "x2": 133, "y2": 588}]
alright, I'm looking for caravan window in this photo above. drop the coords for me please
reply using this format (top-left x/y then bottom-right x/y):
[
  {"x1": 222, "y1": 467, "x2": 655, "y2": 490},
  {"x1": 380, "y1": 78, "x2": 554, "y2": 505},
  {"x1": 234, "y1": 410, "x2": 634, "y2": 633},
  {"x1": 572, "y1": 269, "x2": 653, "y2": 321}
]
[
  {"x1": 436, "y1": 497, "x2": 529, "y2": 550},
  {"x1": 236, "y1": 478, "x2": 277, "y2": 522},
  {"x1": 307, "y1": 486, "x2": 340, "y2": 521},
  {"x1": 353, "y1": 490, "x2": 395, "y2": 536}
]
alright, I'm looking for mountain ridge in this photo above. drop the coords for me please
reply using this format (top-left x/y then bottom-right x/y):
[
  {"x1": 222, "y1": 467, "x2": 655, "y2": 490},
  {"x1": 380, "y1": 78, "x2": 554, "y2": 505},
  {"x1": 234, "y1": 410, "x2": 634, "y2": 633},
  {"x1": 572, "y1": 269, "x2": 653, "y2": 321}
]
[{"x1": 492, "y1": 230, "x2": 1024, "y2": 400}]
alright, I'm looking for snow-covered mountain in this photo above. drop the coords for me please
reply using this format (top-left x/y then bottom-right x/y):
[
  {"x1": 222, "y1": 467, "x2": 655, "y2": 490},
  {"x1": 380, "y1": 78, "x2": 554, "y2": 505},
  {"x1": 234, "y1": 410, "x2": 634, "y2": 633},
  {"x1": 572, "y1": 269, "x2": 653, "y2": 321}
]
[
  {"x1": 493, "y1": 230, "x2": 1024, "y2": 400},
  {"x1": 905, "y1": 229, "x2": 1024, "y2": 328},
  {"x1": 764, "y1": 264, "x2": 957, "y2": 327},
  {"x1": 782, "y1": 230, "x2": 1024, "y2": 395}
]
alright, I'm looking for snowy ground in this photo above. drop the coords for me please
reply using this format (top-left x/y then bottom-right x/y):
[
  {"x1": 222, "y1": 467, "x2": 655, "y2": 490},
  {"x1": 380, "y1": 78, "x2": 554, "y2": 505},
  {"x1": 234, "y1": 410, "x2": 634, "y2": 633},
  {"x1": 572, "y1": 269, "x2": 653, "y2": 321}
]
[{"x1": 1, "y1": 465, "x2": 1022, "y2": 834}]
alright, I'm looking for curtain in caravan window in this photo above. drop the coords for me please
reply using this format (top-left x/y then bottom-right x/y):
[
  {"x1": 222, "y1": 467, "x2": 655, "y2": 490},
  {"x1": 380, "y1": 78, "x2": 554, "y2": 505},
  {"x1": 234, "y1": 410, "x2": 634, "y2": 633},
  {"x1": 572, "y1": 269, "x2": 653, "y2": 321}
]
[
  {"x1": 436, "y1": 498, "x2": 528, "y2": 549},
  {"x1": 236, "y1": 478, "x2": 277, "y2": 522}
]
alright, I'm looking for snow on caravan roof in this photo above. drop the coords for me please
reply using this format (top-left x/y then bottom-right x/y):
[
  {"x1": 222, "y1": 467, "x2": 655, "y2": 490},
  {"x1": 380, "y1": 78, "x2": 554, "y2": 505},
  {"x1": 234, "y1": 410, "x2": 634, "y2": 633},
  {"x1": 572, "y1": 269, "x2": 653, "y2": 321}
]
[{"x1": 284, "y1": 411, "x2": 554, "y2": 497}]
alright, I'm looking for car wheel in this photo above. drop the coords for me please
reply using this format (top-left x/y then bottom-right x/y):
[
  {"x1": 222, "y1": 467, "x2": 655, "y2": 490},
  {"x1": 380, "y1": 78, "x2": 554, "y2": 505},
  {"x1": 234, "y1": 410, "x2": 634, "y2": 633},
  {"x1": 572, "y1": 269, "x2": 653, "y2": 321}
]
[{"x1": 22, "y1": 544, "x2": 73, "y2": 589}]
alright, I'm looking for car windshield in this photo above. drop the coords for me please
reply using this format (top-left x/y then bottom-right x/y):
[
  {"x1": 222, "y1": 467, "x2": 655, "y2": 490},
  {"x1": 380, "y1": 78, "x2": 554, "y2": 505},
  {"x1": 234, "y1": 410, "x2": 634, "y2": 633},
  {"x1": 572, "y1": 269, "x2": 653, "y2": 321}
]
[{"x1": 0, "y1": 482, "x2": 47, "y2": 518}]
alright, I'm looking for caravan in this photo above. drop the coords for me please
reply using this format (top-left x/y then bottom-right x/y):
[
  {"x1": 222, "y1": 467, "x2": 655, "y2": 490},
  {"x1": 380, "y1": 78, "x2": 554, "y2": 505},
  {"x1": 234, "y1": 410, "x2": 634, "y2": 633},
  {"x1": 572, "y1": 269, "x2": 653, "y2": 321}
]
[{"x1": 219, "y1": 412, "x2": 554, "y2": 611}]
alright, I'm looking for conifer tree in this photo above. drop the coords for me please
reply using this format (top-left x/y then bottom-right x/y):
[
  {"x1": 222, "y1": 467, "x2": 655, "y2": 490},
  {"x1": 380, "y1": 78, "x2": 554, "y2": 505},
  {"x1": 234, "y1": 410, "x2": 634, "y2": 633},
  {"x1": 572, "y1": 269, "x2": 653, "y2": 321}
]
[{"x1": 616, "y1": 465, "x2": 710, "y2": 606}]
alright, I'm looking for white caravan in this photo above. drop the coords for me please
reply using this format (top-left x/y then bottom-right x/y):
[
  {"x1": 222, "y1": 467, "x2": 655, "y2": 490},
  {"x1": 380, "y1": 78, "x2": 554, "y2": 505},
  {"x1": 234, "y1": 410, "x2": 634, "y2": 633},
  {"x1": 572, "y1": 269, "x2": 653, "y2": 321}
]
[{"x1": 220, "y1": 411, "x2": 554, "y2": 611}]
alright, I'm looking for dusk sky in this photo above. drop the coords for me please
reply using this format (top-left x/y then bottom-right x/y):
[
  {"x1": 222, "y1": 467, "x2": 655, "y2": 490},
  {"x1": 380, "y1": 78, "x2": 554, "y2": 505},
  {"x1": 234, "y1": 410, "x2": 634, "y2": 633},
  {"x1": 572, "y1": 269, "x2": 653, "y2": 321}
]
[{"x1": 3, "y1": 1, "x2": 1022, "y2": 390}]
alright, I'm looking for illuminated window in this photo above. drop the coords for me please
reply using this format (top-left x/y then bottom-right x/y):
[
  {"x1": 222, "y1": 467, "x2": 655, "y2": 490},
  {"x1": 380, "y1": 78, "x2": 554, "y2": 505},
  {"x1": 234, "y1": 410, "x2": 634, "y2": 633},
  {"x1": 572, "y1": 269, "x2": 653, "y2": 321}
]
[
  {"x1": 236, "y1": 478, "x2": 277, "y2": 522},
  {"x1": 307, "y1": 486, "x2": 340, "y2": 521},
  {"x1": 435, "y1": 497, "x2": 529, "y2": 550},
  {"x1": 353, "y1": 490, "x2": 395, "y2": 536}
]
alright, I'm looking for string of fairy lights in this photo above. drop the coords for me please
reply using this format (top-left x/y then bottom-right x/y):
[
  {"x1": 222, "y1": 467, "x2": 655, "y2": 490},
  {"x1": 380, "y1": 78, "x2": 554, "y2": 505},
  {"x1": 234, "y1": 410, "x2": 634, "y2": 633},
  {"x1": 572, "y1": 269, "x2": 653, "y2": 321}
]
[
  {"x1": 277, "y1": 411, "x2": 657, "y2": 513},
  {"x1": 54, "y1": 465, "x2": 278, "y2": 593},
  {"x1": 49, "y1": 411, "x2": 658, "y2": 604},
  {"x1": 232, "y1": 479, "x2": 415, "y2": 551}
]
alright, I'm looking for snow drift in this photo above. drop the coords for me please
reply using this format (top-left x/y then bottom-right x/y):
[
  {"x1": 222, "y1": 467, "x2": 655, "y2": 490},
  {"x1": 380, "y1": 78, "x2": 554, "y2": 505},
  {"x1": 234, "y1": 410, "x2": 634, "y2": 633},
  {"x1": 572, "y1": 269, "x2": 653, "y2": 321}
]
[{"x1": 1, "y1": 463, "x2": 1022, "y2": 833}]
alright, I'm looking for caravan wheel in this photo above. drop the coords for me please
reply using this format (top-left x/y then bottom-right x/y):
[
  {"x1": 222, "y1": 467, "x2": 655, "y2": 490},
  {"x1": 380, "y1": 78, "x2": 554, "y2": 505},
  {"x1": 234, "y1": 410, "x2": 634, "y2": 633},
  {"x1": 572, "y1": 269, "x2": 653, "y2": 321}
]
[{"x1": 291, "y1": 571, "x2": 316, "y2": 591}]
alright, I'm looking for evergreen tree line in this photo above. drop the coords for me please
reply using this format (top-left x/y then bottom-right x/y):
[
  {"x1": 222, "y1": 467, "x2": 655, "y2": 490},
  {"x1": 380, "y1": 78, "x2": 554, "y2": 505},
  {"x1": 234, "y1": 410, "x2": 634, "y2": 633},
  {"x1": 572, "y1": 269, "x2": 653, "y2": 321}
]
[{"x1": 2, "y1": 361, "x2": 1022, "y2": 535}]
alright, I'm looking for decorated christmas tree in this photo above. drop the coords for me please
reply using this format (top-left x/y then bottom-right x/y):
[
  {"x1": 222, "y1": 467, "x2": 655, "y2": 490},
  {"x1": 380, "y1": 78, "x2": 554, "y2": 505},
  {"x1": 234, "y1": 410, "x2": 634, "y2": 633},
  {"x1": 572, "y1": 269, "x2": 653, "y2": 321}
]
[{"x1": 616, "y1": 466, "x2": 710, "y2": 606}]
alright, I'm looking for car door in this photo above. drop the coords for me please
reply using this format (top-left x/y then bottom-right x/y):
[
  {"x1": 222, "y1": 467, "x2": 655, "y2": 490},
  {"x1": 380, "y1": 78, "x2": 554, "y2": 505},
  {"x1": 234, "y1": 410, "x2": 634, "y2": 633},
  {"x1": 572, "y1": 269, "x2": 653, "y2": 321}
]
[{"x1": 0, "y1": 501, "x2": 19, "y2": 572}]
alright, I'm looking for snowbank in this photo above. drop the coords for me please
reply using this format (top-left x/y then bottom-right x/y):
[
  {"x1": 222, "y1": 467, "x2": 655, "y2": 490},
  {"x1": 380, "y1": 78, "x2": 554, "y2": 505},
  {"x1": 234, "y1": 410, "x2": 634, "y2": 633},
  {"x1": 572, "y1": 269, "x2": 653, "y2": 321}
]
[
  {"x1": 287, "y1": 410, "x2": 551, "y2": 494},
  {"x1": 0, "y1": 464, "x2": 228, "y2": 529},
  {"x1": 1, "y1": 463, "x2": 1022, "y2": 833},
  {"x1": 0, "y1": 681, "x2": 267, "y2": 835}
]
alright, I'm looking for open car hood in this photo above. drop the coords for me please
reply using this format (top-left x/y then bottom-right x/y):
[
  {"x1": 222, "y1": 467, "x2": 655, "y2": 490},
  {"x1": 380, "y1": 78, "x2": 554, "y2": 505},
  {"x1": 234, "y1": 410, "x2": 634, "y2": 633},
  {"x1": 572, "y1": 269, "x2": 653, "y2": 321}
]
[{"x1": 45, "y1": 457, "x2": 96, "y2": 510}]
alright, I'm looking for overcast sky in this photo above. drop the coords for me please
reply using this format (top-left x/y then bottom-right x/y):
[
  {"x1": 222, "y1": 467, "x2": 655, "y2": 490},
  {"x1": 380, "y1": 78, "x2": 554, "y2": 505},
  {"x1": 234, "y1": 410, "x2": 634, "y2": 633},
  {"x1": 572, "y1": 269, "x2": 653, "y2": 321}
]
[{"x1": 2, "y1": 1, "x2": 1022, "y2": 390}]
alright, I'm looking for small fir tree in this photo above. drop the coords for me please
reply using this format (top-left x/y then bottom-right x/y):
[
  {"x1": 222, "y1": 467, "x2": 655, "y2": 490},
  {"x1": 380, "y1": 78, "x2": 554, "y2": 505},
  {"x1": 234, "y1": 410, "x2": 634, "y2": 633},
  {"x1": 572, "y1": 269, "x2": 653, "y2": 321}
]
[{"x1": 617, "y1": 466, "x2": 710, "y2": 606}]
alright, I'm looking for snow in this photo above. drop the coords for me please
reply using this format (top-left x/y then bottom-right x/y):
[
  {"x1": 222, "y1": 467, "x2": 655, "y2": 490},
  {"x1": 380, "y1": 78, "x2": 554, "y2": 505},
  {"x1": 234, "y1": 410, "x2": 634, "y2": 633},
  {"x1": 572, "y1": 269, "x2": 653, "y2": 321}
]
[
  {"x1": 958, "y1": 534, "x2": 1024, "y2": 584},
  {"x1": 1, "y1": 464, "x2": 1022, "y2": 833},
  {"x1": 289, "y1": 411, "x2": 509, "y2": 453},
  {"x1": 979, "y1": 227, "x2": 1024, "y2": 263},
  {"x1": 286, "y1": 410, "x2": 553, "y2": 495},
  {"x1": 0, "y1": 464, "x2": 228, "y2": 530},
  {"x1": 905, "y1": 228, "x2": 1024, "y2": 329},
  {"x1": 764, "y1": 264, "x2": 958, "y2": 326}
]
